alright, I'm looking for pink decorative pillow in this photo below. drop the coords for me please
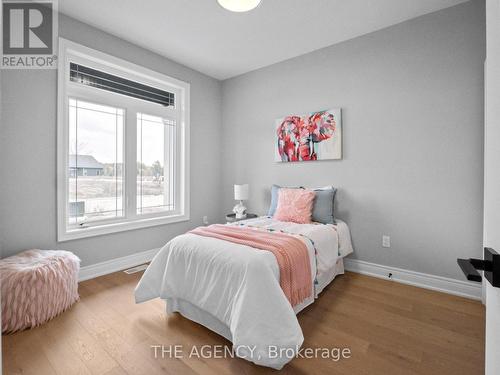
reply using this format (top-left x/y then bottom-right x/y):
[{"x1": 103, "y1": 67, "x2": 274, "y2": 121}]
[{"x1": 273, "y1": 188, "x2": 316, "y2": 224}]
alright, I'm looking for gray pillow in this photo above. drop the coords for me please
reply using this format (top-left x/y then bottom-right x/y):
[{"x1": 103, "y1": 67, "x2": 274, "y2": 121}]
[
  {"x1": 268, "y1": 185, "x2": 337, "y2": 224},
  {"x1": 311, "y1": 187, "x2": 337, "y2": 224},
  {"x1": 267, "y1": 184, "x2": 281, "y2": 216}
]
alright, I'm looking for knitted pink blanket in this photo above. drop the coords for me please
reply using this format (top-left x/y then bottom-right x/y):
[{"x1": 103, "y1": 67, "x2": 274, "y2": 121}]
[{"x1": 190, "y1": 224, "x2": 312, "y2": 306}]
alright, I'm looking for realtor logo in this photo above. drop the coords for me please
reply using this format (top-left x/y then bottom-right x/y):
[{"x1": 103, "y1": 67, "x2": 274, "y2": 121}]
[{"x1": 1, "y1": 0, "x2": 58, "y2": 68}]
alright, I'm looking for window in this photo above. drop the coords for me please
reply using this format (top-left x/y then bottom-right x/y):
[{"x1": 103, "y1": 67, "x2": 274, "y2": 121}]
[
  {"x1": 68, "y1": 99, "x2": 124, "y2": 224},
  {"x1": 57, "y1": 39, "x2": 190, "y2": 241},
  {"x1": 136, "y1": 113, "x2": 176, "y2": 215}
]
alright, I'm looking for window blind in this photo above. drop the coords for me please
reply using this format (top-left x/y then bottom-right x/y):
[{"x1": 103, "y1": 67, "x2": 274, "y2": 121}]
[{"x1": 69, "y1": 63, "x2": 175, "y2": 107}]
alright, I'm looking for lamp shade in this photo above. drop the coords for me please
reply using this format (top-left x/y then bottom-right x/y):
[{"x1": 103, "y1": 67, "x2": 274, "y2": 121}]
[{"x1": 234, "y1": 184, "x2": 249, "y2": 201}]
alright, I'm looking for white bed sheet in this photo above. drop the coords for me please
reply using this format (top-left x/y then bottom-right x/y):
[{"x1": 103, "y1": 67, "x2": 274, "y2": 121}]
[
  {"x1": 135, "y1": 217, "x2": 353, "y2": 369},
  {"x1": 233, "y1": 217, "x2": 353, "y2": 288},
  {"x1": 163, "y1": 257, "x2": 345, "y2": 344}
]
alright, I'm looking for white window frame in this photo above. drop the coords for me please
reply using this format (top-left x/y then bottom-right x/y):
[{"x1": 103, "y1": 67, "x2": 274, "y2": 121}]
[{"x1": 57, "y1": 38, "x2": 190, "y2": 242}]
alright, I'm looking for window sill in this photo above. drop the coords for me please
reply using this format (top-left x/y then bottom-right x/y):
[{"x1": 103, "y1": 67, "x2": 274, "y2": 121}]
[{"x1": 58, "y1": 213, "x2": 190, "y2": 242}]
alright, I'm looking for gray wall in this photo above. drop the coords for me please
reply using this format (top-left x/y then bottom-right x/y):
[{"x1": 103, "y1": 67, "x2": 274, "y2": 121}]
[
  {"x1": 221, "y1": 0, "x2": 485, "y2": 280},
  {"x1": 0, "y1": 14, "x2": 223, "y2": 266},
  {"x1": 0, "y1": 2, "x2": 486, "y2": 281},
  {"x1": 0, "y1": 68, "x2": 3, "y2": 260}
]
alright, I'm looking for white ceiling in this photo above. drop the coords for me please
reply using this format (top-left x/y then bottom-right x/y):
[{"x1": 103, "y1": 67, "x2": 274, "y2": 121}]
[{"x1": 59, "y1": 0, "x2": 469, "y2": 80}]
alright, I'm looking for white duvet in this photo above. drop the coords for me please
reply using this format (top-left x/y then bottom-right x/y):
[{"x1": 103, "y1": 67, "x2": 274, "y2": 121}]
[{"x1": 135, "y1": 217, "x2": 353, "y2": 369}]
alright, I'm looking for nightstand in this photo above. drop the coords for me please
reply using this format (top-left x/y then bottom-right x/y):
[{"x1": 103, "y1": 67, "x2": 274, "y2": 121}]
[{"x1": 225, "y1": 213, "x2": 258, "y2": 223}]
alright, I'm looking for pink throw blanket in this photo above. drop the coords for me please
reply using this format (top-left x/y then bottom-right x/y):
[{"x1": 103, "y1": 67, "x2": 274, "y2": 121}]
[{"x1": 189, "y1": 224, "x2": 312, "y2": 306}]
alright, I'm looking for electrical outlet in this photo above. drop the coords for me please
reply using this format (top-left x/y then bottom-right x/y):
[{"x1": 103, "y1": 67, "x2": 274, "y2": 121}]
[
  {"x1": 382, "y1": 235, "x2": 391, "y2": 248},
  {"x1": 202, "y1": 216, "x2": 209, "y2": 225}
]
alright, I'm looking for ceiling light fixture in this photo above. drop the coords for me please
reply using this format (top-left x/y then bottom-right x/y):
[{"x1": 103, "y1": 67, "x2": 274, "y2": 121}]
[{"x1": 217, "y1": 0, "x2": 262, "y2": 12}]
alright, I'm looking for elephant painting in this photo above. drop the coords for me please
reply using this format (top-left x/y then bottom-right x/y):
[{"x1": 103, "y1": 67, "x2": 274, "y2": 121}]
[{"x1": 275, "y1": 109, "x2": 342, "y2": 162}]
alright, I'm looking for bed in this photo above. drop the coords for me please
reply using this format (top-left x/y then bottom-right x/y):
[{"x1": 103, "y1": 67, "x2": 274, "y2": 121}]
[{"x1": 135, "y1": 216, "x2": 353, "y2": 369}]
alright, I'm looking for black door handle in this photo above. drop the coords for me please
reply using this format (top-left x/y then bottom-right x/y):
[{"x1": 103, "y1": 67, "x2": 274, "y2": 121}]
[
  {"x1": 457, "y1": 247, "x2": 500, "y2": 287},
  {"x1": 457, "y1": 258, "x2": 482, "y2": 282}
]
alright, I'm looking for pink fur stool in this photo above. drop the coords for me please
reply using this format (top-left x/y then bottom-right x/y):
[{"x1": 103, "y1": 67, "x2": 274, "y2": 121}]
[{"x1": 1, "y1": 249, "x2": 80, "y2": 334}]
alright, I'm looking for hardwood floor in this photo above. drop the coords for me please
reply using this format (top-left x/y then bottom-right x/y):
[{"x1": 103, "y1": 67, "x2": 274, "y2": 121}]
[{"x1": 2, "y1": 271, "x2": 485, "y2": 375}]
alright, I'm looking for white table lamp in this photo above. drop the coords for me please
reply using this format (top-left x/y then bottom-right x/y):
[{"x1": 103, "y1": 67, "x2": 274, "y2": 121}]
[{"x1": 233, "y1": 184, "x2": 249, "y2": 219}]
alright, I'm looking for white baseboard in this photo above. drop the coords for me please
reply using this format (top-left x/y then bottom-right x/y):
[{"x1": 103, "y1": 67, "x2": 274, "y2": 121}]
[
  {"x1": 79, "y1": 248, "x2": 160, "y2": 282},
  {"x1": 344, "y1": 258, "x2": 482, "y2": 300},
  {"x1": 78, "y1": 249, "x2": 482, "y2": 300}
]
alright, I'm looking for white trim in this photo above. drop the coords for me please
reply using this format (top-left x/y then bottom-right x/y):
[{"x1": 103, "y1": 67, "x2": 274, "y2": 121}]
[
  {"x1": 60, "y1": 38, "x2": 189, "y2": 93},
  {"x1": 77, "y1": 250, "x2": 482, "y2": 300},
  {"x1": 78, "y1": 248, "x2": 160, "y2": 282},
  {"x1": 61, "y1": 214, "x2": 189, "y2": 242},
  {"x1": 344, "y1": 258, "x2": 482, "y2": 300},
  {"x1": 57, "y1": 38, "x2": 190, "y2": 242}
]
